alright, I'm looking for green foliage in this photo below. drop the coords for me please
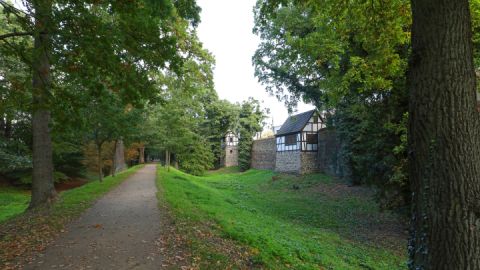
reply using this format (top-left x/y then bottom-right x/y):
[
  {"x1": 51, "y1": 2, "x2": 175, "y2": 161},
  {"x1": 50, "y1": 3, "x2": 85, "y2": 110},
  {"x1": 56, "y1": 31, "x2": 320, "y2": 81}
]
[
  {"x1": 158, "y1": 166, "x2": 406, "y2": 269},
  {"x1": 253, "y1": 0, "x2": 411, "y2": 210},
  {"x1": 0, "y1": 138, "x2": 31, "y2": 173},
  {"x1": 177, "y1": 141, "x2": 215, "y2": 176},
  {"x1": 201, "y1": 99, "x2": 239, "y2": 168},
  {"x1": 237, "y1": 98, "x2": 267, "y2": 171},
  {"x1": 334, "y1": 89, "x2": 409, "y2": 209},
  {"x1": 19, "y1": 171, "x2": 69, "y2": 186},
  {"x1": 253, "y1": 0, "x2": 480, "y2": 212},
  {"x1": 238, "y1": 135, "x2": 253, "y2": 172},
  {"x1": 0, "y1": 0, "x2": 202, "y2": 194}
]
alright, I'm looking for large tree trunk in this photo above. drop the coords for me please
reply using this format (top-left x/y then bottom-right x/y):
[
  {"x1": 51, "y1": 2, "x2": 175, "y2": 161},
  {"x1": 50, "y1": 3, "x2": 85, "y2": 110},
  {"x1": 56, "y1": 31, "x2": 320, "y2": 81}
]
[
  {"x1": 29, "y1": 0, "x2": 57, "y2": 208},
  {"x1": 408, "y1": 0, "x2": 480, "y2": 269}
]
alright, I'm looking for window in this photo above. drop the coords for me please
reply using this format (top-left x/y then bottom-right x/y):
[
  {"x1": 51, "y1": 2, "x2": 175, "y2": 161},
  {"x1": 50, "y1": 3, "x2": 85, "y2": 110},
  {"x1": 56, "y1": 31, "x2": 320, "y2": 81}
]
[
  {"x1": 285, "y1": 134, "x2": 297, "y2": 145},
  {"x1": 306, "y1": 133, "x2": 318, "y2": 144},
  {"x1": 229, "y1": 137, "x2": 233, "y2": 143},
  {"x1": 230, "y1": 150, "x2": 233, "y2": 153}
]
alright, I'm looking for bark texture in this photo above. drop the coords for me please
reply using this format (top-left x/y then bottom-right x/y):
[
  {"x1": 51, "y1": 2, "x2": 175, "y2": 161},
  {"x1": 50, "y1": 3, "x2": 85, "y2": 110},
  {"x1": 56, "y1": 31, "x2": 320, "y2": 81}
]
[
  {"x1": 111, "y1": 139, "x2": 118, "y2": 177},
  {"x1": 97, "y1": 143, "x2": 103, "y2": 182},
  {"x1": 29, "y1": 0, "x2": 57, "y2": 208},
  {"x1": 408, "y1": 0, "x2": 480, "y2": 269},
  {"x1": 139, "y1": 147, "x2": 145, "y2": 164}
]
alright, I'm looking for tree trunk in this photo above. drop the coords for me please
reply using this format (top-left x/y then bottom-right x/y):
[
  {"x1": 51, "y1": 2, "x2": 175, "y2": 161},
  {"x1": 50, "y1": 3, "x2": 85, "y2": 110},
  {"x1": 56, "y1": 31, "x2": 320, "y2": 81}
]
[
  {"x1": 29, "y1": 0, "x2": 57, "y2": 208},
  {"x1": 165, "y1": 150, "x2": 170, "y2": 171},
  {"x1": 139, "y1": 147, "x2": 145, "y2": 164},
  {"x1": 4, "y1": 116, "x2": 12, "y2": 138},
  {"x1": 97, "y1": 142, "x2": 103, "y2": 182},
  {"x1": 0, "y1": 115, "x2": 5, "y2": 137},
  {"x1": 408, "y1": 1, "x2": 480, "y2": 269},
  {"x1": 111, "y1": 139, "x2": 118, "y2": 177}
]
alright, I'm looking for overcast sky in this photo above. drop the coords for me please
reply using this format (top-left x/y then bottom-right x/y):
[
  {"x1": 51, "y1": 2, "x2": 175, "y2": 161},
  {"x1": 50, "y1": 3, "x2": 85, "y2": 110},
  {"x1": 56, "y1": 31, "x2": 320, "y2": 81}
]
[{"x1": 196, "y1": 0, "x2": 314, "y2": 127}]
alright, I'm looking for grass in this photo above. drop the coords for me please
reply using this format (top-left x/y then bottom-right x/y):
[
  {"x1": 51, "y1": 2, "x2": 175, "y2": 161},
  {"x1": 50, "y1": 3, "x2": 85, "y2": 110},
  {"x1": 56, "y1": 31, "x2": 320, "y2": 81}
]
[
  {"x1": 0, "y1": 165, "x2": 144, "y2": 266},
  {"x1": 0, "y1": 188, "x2": 30, "y2": 222},
  {"x1": 158, "y1": 166, "x2": 407, "y2": 270}
]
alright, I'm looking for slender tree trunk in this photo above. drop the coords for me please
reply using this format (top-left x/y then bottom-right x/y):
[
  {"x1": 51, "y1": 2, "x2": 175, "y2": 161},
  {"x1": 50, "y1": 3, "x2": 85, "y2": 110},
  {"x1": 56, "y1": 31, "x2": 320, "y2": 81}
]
[
  {"x1": 111, "y1": 139, "x2": 118, "y2": 177},
  {"x1": 165, "y1": 150, "x2": 170, "y2": 171},
  {"x1": 97, "y1": 142, "x2": 103, "y2": 182},
  {"x1": 29, "y1": 0, "x2": 57, "y2": 208},
  {"x1": 408, "y1": 1, "x2": 480, "y2": 269},
  {"x1": 4, "y1": 116, "x2": 12, "y2": 138},
  {"x1": 0, "y1": 115, "x2": 5, "y2": 137}
]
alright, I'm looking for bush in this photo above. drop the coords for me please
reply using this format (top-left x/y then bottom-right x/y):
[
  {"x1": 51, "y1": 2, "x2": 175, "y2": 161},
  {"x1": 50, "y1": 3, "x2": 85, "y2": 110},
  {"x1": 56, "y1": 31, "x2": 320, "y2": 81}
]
[
  {"x1": 238, "y1": 134, "x2": 252, "y2": 171},
  {"x1": 19, "y1": 171, "x2": 70, "y2": 186}
]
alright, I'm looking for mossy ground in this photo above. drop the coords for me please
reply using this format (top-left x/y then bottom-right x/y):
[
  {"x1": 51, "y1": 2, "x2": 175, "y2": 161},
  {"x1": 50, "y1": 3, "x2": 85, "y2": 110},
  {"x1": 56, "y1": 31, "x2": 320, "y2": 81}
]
[{"x1": 158, "y1": 166, "x2": 407, "y2": 269}]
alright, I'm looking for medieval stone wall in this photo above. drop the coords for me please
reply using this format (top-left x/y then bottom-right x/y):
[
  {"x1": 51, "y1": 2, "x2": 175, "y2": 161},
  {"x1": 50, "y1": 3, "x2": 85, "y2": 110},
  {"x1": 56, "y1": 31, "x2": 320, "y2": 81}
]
[
  {"x1": 300, "y1": 152, "x2": 319, "y2": 174},
  {"x1": 251, "y1": 137, "x2": 276, "y2": 170},
  {"x1": 275, "y1": 150, "x2": 301, "y2": 173}
]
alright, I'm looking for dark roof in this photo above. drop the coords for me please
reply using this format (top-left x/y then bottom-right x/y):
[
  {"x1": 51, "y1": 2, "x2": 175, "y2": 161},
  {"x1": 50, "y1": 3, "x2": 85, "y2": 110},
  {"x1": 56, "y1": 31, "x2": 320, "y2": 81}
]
[{"x1": 276, "y1": 110, "x2": 316, "y2": 136}]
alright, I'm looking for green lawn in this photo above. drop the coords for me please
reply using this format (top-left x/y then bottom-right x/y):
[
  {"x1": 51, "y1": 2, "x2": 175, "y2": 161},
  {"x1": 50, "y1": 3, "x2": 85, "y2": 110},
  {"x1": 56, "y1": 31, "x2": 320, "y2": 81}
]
[
  {"x1": 158, "y1": 166, "x2": 407, "y2": 270},
  {"x1": 0, "y1": 188, "x2": 30, "y2": 222}
]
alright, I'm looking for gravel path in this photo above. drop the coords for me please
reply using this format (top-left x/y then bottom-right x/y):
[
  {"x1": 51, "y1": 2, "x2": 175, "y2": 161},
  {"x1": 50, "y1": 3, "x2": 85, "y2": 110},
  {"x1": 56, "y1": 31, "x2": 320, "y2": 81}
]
[{"x1": 24, "y1": 165, "x2": 162, "y2": 270}]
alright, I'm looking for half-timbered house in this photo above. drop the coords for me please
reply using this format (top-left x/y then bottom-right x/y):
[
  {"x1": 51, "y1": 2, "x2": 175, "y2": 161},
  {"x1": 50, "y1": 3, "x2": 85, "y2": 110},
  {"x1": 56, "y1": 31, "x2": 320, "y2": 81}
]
[{"x1": 275, "y1": 110, "x2": 324, "y2": 174}]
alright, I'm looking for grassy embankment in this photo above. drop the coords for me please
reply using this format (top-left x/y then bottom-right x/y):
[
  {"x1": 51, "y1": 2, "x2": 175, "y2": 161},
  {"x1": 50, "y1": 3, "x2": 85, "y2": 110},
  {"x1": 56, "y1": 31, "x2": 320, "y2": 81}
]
[
  {"x1": 157, "y1": 166, "x2": 407, "y2": 270},
  {"x1": 0, "y1": 165, "x2": 144, "y2": 267}
]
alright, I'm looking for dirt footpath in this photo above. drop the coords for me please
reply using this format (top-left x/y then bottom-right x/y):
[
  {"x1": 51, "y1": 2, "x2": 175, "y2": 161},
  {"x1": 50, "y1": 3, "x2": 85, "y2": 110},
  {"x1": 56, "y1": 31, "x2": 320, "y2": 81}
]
[{"x1": 24, "y1": 165, "x2": 162, "y2": 270}]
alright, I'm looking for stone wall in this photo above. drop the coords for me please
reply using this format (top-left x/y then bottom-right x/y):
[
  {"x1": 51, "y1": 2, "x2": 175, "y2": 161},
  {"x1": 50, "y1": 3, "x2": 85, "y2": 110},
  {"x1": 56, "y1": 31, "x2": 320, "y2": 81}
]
[
  {"x1": 275, "y1": 150, "x2": 301, "y2": 173},
  {"x1": 224, "y1": 145, "x2": 239, "y2": 167},
  {"x1": 300, "y1": 152, "x2": 319, "y2": 174},
  {"x1": 251, "y1": 137, "x2": 276, "y2": 170}
]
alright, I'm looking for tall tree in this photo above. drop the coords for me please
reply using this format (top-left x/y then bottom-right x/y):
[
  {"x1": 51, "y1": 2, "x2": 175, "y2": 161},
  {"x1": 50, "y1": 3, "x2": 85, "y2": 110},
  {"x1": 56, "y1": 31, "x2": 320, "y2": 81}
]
[
  {"x1": 30, "y1": 0, "x2": 56, "y2": 207},
  {"x1": 0, "y1": 0, "x2": 201, "y2": 207},
  {"x1": 237, "y1": 98, "x2": 267, "y2": 171},
  {"x1": 407, "y1": 0, "x2": 480, "y2": 269}
]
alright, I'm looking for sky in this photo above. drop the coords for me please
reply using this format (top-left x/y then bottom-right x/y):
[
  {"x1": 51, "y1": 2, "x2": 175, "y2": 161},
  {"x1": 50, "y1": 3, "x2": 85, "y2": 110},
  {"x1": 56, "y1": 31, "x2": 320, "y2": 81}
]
[{"x1": 196, "y1": 0, "x2": 314, "y2": 127}]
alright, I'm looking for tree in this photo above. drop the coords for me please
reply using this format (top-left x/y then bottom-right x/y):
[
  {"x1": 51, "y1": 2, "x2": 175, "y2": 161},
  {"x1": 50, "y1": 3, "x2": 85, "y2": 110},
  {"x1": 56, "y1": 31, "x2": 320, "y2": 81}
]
[
  {"x1": 237, "y1": 98, "x2": 267, "y2": 171},
  {"x1": 407, "y1": 0, "x2": 480, "y2": 269},
  {"x1": 0, "y1": 0, "x2": 201, "y2": 208},
  {"x1": 29, "y1": 0, "x2": 57, "y2": 207}
]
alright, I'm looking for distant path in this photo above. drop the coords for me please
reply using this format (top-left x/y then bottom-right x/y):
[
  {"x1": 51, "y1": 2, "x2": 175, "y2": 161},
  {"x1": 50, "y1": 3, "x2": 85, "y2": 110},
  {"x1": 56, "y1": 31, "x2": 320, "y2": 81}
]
[{"x1": 24, "y1": 165, "x2": 162, "y2": 270}]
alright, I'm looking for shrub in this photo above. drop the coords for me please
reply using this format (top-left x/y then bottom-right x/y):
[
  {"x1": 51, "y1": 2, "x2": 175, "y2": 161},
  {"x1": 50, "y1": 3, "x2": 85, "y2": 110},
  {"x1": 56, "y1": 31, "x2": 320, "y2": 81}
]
[{"x1": 19, "y1": 171, "x2": 70, "y2": 186}]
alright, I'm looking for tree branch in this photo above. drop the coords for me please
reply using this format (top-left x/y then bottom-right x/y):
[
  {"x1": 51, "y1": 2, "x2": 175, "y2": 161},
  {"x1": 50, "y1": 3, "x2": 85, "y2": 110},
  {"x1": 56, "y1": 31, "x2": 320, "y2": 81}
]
[
  {"x1": 0, "y1": 0, "x2": 32, "y2": 17},
  {"x1": 0, "y1": 32, "x2": 33, "y2": 41}
]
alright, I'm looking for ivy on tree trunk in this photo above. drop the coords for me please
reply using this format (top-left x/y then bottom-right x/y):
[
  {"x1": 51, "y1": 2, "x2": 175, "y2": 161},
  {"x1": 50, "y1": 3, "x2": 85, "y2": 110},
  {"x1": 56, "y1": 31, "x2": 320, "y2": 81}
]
[{"x1": 408, "y1": 0, "x2": 480, "y2": 268}]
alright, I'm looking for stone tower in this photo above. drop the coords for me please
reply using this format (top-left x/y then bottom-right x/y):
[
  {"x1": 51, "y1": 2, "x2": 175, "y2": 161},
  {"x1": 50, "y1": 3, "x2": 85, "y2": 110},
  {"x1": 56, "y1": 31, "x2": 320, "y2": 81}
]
[{"x1": 221, "y1": 131, "x2": 239, "y2": 167}]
